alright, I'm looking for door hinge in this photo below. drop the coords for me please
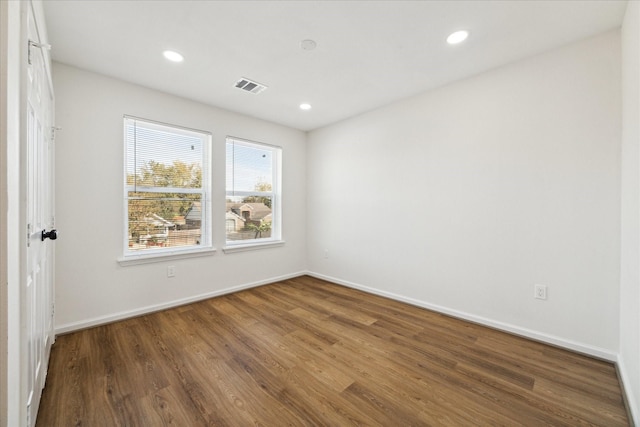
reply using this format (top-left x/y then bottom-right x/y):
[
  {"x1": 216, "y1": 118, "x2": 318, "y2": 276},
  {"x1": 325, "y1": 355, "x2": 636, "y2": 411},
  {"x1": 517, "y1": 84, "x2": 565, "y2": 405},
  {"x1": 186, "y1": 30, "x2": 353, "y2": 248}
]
[
  {"x1": 27, "y1": 40, "x2": 51, "y2": 65},
  {"x1": 27, "y1": 223, "x2": 31, "y2": 248},
  {"x1": 51, "y1": 126, "x2": 62, "y2": 141}
]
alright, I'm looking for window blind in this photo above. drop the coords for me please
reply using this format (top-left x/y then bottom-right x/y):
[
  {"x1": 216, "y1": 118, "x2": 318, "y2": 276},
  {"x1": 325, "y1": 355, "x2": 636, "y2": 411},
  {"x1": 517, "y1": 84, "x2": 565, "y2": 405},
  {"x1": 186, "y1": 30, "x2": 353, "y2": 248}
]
[{"x1": 125, "y1": 118, "x2": 205, "y2": 192}]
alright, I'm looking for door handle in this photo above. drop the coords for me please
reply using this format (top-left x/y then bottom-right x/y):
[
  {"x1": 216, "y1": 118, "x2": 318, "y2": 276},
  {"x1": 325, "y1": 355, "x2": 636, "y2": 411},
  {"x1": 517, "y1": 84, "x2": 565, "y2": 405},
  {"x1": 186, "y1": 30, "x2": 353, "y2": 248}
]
[{"x1": 41, "y1": 229, "x2": 57, "y2": 241}]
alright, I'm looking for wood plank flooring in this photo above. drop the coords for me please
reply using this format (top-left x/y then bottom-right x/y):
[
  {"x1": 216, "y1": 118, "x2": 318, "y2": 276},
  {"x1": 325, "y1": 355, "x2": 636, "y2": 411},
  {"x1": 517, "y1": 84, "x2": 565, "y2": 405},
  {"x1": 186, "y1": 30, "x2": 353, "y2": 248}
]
[{"x1": 36, "y1": 276, "x2": 630, "y2": 426}]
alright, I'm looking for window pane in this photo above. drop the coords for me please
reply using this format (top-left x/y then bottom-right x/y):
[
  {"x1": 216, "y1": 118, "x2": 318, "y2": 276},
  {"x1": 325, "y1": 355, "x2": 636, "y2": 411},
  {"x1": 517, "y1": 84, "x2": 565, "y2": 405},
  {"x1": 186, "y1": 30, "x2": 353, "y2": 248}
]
[
  {"x1": 128, "y1": 192, "x2": 202, "y2": 250},
  {"x1": 126, "y1": 120, "x2": 203, "y2": 189},
  {"x1": 225, "y1": 137, "x2": 280, "y2": 245},
  {"x1": 225, "y1": 195, "x2": 272, "y2": 241},
  {"x1": 124, "y1": 117, "x2": 211, "y2": 256},
  {"x1": 226, "y1": 141, "x2": 273, "y2": 193}
]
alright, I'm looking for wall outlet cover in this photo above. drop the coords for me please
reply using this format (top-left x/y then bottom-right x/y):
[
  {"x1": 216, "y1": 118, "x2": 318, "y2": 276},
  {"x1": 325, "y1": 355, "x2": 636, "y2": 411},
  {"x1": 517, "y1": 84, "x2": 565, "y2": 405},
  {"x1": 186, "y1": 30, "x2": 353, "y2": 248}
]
[{"x1": 534, "y1": 284, "x2": 547, "y2": 300}]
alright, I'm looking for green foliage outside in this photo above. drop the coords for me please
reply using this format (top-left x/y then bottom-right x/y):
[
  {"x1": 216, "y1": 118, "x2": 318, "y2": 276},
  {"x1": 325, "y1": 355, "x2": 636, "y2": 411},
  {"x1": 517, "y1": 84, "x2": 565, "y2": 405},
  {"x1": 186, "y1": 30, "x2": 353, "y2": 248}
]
[
  {"x1": 127, "y1": 160, "x2": 202, "y2": 240},
  {"x1": 246, "y1": 222, "x2": 271, "y2": 239}
]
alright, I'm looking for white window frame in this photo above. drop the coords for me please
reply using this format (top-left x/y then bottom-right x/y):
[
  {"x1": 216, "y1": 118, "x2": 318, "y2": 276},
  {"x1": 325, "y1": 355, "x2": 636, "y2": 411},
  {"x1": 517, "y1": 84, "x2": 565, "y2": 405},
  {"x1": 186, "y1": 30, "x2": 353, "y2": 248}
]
[
  {"x1": 224, "y1": 137, "x2": 283, "y2": 253},
  {"x1": 119, "y1": 116, "x2": 214, "y2": 265}
]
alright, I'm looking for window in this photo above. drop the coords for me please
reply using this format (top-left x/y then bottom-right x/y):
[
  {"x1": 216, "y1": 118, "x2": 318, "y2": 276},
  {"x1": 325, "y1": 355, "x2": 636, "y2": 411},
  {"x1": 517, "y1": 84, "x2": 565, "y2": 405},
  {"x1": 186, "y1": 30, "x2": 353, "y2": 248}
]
[
  {"x1": 123, "y1": 117, "x2": 211, "y2": 258},
  {"x1": 226, "y1": 137, "x2": 281, "y2": 246}
]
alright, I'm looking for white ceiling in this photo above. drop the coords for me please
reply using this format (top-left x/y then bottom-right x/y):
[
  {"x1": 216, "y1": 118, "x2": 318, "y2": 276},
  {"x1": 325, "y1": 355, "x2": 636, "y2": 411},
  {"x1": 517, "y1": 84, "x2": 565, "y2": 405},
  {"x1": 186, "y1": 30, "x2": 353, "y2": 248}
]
[{"x1": 42, "y1": 0, "x2": 628, "y2": 131}]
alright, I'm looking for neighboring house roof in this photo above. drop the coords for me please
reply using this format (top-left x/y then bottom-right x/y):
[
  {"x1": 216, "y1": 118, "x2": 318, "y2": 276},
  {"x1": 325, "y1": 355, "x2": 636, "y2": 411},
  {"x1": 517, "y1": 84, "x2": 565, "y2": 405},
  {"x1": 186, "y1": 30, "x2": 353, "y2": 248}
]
[
  {"x1": 143, "y1": 213, "x2": 174, "y2": 228},
  {"x1": 226, "y1": 202, "x2": 272, "y2": 220},
  {"x1": 186, "y1": 201, "x2": 270, "y2": 222},
  {"x1": 185, "y1": 201, "x2": 202, "y2": 221}
]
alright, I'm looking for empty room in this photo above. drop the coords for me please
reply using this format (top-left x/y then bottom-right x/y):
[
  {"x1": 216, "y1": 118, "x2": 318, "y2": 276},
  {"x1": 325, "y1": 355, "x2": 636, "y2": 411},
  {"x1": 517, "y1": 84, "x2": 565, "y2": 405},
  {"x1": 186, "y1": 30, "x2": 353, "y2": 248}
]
[{"x1": 1, "y1": 0, "x2": 639, "y2": 425}]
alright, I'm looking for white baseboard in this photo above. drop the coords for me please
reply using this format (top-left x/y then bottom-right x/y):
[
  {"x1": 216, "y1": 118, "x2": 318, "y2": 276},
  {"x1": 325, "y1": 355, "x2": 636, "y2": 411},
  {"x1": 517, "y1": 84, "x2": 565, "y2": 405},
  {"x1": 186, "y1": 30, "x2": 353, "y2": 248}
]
[
  {"x1": 55, "y1": 271, "x2": 307, "y2": 335},
  {"x1": 307, "y1": 271, "x2": 618, "y2": 362},
  {"x1": 57, "y1": 269, "x2": 619, "y2": 362},
  {"x1": 616, "y1": 354, "x2": 639, "y2": 425}
]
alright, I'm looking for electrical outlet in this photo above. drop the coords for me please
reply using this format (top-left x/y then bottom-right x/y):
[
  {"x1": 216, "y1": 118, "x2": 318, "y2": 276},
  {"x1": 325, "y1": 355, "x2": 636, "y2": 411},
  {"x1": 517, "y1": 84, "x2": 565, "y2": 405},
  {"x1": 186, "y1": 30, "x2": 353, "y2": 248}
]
[
  {"x1": 324, "y1": 249, "x2": 329, "y2": 259},
  {"x1": 167, "y1": 265, "x2": 176, "y2": 278},
  {"x1": 534, "y1": 284, "x2": 547, "y2": 300}
]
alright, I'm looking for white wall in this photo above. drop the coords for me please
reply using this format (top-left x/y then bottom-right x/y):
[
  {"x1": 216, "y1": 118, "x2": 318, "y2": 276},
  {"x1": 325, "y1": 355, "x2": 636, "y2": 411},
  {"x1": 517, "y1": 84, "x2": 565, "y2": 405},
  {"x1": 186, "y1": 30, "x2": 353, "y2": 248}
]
[
  {"x1": 53, "y1": 63, "x2": 307, "y2": 331},
  {"x1": 307, "y1": 31, "x2": 621, "y2": 358},
  {"x1": 620, "y1": 0, "x2": 640, "y2": 422}
]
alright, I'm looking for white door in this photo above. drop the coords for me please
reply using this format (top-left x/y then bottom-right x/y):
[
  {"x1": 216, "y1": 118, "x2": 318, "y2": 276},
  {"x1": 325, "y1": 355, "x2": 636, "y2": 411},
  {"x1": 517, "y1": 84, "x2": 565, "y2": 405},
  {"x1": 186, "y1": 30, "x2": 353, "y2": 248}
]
[{"x1": 25, "y1": 2, "x2": 55, "y2": 426}]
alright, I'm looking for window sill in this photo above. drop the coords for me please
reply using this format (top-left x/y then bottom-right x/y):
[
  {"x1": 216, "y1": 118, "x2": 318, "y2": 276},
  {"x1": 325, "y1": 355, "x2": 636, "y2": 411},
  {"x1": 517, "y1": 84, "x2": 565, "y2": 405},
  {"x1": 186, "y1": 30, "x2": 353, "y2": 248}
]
[
  {"x1": 118, "y1": 247, "x2": 216, "y2": 266},
  {"x1": 222, "y1": 240, "x2": 285, "y2": 254}
]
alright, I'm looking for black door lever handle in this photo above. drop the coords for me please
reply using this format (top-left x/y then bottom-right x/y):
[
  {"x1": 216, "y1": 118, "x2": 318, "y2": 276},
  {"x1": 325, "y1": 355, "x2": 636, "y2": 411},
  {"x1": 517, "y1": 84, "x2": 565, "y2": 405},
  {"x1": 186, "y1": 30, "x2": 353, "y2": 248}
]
[{"x1": 41, "y1": 229, "x2": 57, "y2": 241}]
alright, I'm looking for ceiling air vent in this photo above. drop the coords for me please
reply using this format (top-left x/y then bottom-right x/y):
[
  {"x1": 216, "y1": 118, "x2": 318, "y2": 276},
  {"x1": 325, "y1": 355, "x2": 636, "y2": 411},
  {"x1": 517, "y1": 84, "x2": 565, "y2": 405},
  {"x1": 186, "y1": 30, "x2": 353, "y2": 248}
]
[{"x1": 234, "y1": 77, "x2": 268, "y2": 94}]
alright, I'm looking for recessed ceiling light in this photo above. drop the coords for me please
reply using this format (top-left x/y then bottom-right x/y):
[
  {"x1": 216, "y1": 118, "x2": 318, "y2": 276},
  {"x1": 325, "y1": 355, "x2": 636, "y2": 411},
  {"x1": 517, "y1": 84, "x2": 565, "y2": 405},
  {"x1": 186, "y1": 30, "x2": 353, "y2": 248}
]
[
  {"x1": 300, "y1": 103, "x2": 312, "y2": 110},
  {"x1": 446, "y1": 30, "x2": 469, "y2": 45},
  {"x1": 163, "y1": 50, "x2": 184, "y2": 62}
]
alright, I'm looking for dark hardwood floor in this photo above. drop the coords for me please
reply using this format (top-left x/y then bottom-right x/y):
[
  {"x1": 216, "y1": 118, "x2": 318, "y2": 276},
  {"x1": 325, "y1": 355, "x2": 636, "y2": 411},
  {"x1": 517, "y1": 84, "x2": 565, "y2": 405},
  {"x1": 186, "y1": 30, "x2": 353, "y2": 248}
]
[{"x1": 36, "y1": 276, "x2": 630, "y2": 426}]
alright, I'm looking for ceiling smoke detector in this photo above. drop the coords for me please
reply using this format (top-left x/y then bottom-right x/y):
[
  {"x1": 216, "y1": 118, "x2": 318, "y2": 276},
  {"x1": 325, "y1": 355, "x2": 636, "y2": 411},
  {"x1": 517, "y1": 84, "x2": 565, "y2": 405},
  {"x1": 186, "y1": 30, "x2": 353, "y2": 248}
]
[
  {"x1": 234, "y1": 78, "x2": 268, "y2": 94},
  {"x1": 301, "y1": 39, "x2": 317, "y2": 50}
]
